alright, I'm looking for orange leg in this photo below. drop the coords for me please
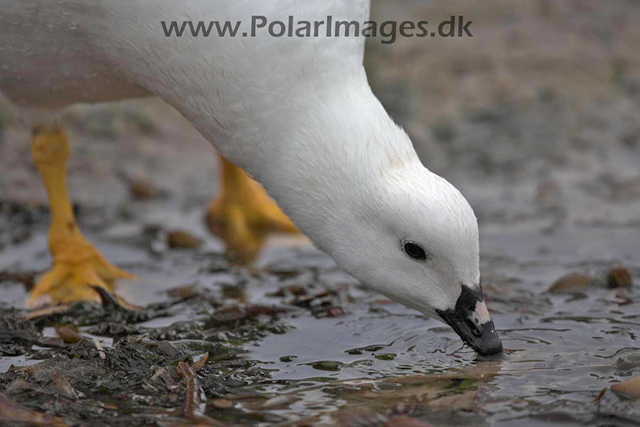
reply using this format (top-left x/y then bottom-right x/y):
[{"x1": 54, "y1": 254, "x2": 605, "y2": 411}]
[
  {"x1": 27, "y1": 124, "x2": 134, "y2": 307},
  {"x1": 205, "y1": 155, "x2": 298, "y2": 264}
]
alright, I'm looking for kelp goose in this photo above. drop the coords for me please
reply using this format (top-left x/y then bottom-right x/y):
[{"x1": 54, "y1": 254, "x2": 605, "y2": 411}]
[{"x1": 0, "y1": 0, "x2": 502, "y2": 355}]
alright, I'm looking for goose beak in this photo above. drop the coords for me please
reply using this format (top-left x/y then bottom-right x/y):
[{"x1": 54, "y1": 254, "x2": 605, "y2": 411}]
[{"x1": 436, "y1": 284, "x2": 503, "y2": 356}]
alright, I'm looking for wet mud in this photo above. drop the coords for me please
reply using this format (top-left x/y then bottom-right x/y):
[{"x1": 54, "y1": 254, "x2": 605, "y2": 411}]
[{"x1": 0, "y1": 213, "x2": 638, "y2": 425}]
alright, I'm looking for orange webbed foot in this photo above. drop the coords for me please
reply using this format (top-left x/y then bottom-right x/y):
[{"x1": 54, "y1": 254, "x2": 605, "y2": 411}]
[
  {"x1": 28, "y1": 124, "x2": 135, "y2": 307},
  {"x1": 206, "y1": 155, "x2": 298, "y2": 264}
]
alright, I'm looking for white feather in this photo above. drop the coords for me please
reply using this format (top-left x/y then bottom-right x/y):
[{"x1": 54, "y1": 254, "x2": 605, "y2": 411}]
[{"x1": 0, "y1": 0, "x2": 481, "y2": 317}]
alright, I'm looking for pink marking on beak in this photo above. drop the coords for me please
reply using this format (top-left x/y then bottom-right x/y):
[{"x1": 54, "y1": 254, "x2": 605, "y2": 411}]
[{"x1": 474, "y1": 300, "x2": 491, "y2": 324}]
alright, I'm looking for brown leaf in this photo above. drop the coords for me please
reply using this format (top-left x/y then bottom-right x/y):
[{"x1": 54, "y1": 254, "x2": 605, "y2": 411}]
[
  {"x1": 183, "y1": 377, "x2": 203, "y2": 419},
  {"x1": 592, "y1": 387, "x2": 607, "y2": 402},
  {"x1": 93, "y1": 338, "x2": 106, "y2": 360},
  {"x1": 192, "y1": 352, "x2": 209, "y2": 372},
  {"x1": 176, "y1": 361, "x2": 195, "y2": 380},
  {"x1": 167, "y1": 284, "x2": 197, "y2": 298}
]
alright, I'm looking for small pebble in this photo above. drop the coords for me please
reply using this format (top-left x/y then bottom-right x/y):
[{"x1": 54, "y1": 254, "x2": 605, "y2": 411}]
[
  {"x1": 222, "y1": 285, "x2": 246, "y2": 300},
  {"x1": 212, "y1": 398, "x2": 234, "y2": 409},
  {"x1": 607, "y1": 267, "x2": 633, "y2": 289},
  {"x1": 312, "y1": 361, "x2": 341, "y2": 371},
  {"x1": 129, "y1": 179, "x2": 161, "y2": 201},
  {"x1": 56, "y1": 326, "x2": 83, "y2": 344},
  {"x1": 548, "y1": 273, "x2": 592, "y2": 293},
  {"x1": 610, "y1": 376, "x2": 640, "y2": 400},
  {"x1": 375, "y1": 353, "x2": 396, "y2": 361},
  {"x1": 167, "y1": 230, "x2": 201, "y2": 249}
]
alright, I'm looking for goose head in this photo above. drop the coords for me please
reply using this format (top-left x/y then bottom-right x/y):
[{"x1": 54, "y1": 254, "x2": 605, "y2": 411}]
[{"x1": 321, "y1": 160, "x2": 503, "y2": 356}]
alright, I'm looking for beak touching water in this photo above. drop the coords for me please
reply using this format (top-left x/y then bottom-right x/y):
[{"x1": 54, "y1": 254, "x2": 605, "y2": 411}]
[{"x1": 436, "y1": 284, "x2": 503, "y2": 356}]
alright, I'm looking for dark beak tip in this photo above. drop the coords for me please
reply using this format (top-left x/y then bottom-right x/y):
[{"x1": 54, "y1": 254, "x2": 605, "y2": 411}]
[
  {"x1": 438, "y1": 284, "x2": 504, "y2": 357},
  {"x1": 475, "y1": 336, "x2": 504, "y2": 357},
  {"x1": 469, "y1": 320, "x2": 503, "y2": 356}
]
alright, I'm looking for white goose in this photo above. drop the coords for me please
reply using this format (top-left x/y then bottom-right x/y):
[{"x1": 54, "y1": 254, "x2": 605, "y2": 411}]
[{"x1": 1, "y1": 0, "x2": 502, "y2": 355}]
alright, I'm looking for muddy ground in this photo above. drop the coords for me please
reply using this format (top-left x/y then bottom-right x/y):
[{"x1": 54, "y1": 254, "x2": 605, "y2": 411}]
[{"x1": 1, "y1": 1, "x2": 640, "y2": 426}]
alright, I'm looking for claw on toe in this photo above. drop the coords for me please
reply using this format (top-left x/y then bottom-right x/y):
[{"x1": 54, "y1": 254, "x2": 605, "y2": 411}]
[
  {"x1": 27, "y1": 245, "x2": 136, "y2": 308},
  {"x1": 27, "y1": 123, "x2": 135, "y2": 308}
]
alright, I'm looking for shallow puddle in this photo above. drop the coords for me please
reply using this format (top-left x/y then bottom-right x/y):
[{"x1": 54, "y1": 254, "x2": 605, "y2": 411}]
[{"x1": 1, "y1": 217, "x2": 638, "y2": 425}]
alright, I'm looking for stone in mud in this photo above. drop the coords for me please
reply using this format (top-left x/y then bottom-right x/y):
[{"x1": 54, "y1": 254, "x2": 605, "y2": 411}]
[
  {"x1": 221, "y1": 284, "x2": 246, "y2": 301},
  {"x1": 607, "y1": 267, "x2": 633, "y2": 289},
  {"x1": 167, "y1": 229, "x2": 202, "y2": 249},
  {"x1": 0, "y1": 271, "x2": 36, "y2": 290},
  {"x1": 311, "y1": 361, "x2": 342, "y2": 371},
  {"x1": 610, "y1": 376, "x2": 640, "y2": 400},
  {"x1": 212, "y1": 398, "x2": 234, "y2": 409},
  {"x1": 548, "y1": 273, "x2": 593, "y2": 293},
  {"x1": 375, "y1": 353, "x2": 396, "y2": 361},
  {"x1": 56, "y1": 326, "x2": 83, "y2": 344},
  {"x1": 128, "y1": 178, "x2": 161, "y2": 201}
]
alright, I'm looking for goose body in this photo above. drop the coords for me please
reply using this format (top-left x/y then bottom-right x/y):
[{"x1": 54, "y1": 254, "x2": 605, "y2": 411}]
[{"x1": 1, "y1": 0, "x2": 502, "y2": 355}]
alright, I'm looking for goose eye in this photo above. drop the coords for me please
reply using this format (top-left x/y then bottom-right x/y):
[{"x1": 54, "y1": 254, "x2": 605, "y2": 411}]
[{"x1": 404, "y1": 241, "x2": 427, "y2": 261}]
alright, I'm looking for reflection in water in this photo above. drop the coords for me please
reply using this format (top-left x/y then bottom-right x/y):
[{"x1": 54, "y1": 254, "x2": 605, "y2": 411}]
[
  {"x1": 243, "y1": 228, "x2": 640, "y2": 425},
  {"x1": 1, "y1": 224, "x2": 639, "y2": 425}
]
